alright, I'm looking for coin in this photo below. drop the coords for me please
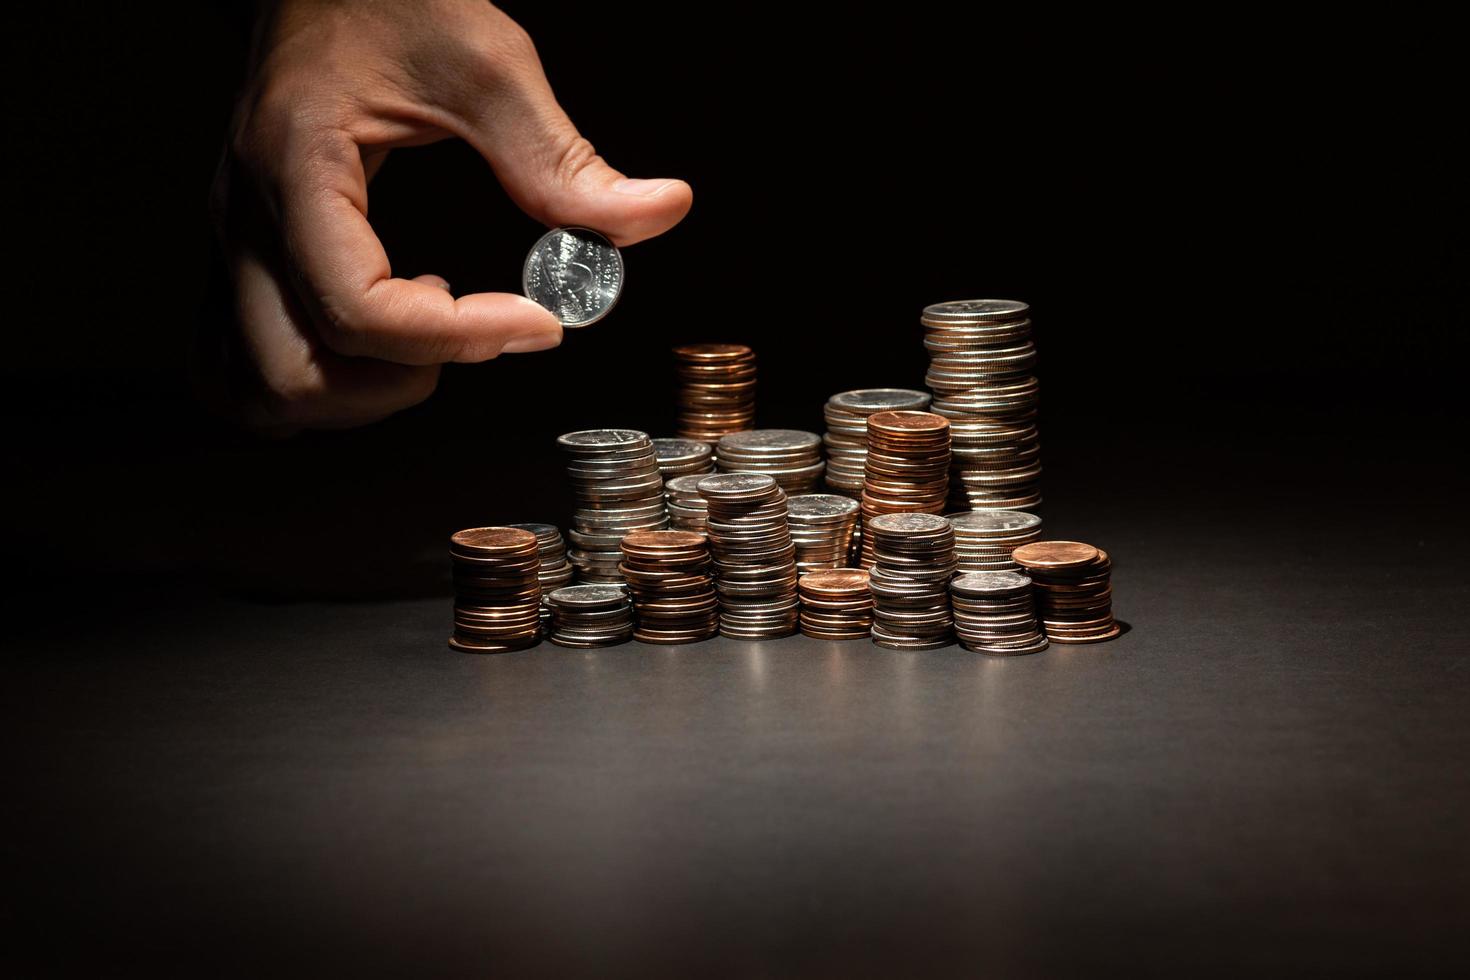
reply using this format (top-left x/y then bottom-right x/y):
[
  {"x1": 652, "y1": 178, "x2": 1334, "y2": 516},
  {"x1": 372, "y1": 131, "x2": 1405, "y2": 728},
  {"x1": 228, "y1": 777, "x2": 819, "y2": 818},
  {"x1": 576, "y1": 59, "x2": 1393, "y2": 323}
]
[
  {"x1": 859, "y1": 411, "x2": 951, "y2": 567},
  {"x1": 786, "y1": 493, "x2": 860, "y2": 575},
  {"x1": 1011, "y1": 541, "x2": 1098, "y2": 571},
  {"x1": 448, "y1": 527, "x2": 543, "y2": 652},
  {"x1": 673, "y1": 343, "x2": 757, "y2": 444},
  {"x1": 945, "y1": 510, "x2": 1043, "y2": 573},
  {"x1": 698, "y1": 472, "x2": 800, "y2": 639},
  {"x1": 507, "y1": 523, "x2": 575, "y2": 634},
  {"x1": 558, "y1": 429, "x2": 668, "y2": 583},
  {"x1": 866, "y1": 512, "x2": 956, "y2": 650},
  {"x1": 653, "y1": 437, "x2": 716, "y2": 478},
  {"x1": 823, "y1": 388, "x2": 931, "y2": 496},
  {"x1": 798, "y1": 568, "x2": 872, "y2": 639},
  {"x1": 715, "y1": 429, "x2": 824, "y2": 493},
  {"x1": 1012, "y1": 540, "x2": 1119, "y2": 643},
  {"x1": 619, "y1": 530, "x2": 720, "y2": 644},
  {"x1": 522, "y1": 227, "x2": 623, "y2": 327},
  {"x1": 546, "y1": 584, "x2": 634, "y2": 648}
]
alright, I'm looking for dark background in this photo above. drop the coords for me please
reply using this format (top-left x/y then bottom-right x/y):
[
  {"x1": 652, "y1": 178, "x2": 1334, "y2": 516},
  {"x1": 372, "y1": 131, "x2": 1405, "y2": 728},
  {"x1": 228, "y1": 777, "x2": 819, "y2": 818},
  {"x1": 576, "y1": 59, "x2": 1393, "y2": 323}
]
[{"x1": 5, "y1": 4, "x2": 1468, "y2": 976}]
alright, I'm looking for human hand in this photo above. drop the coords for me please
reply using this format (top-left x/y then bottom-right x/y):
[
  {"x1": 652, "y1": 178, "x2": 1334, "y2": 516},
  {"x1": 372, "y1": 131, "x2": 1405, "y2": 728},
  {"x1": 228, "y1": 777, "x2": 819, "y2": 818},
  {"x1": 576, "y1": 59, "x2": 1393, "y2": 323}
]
[{"x1": 200, "y1": 0, "x2": 692, "y2": 433}]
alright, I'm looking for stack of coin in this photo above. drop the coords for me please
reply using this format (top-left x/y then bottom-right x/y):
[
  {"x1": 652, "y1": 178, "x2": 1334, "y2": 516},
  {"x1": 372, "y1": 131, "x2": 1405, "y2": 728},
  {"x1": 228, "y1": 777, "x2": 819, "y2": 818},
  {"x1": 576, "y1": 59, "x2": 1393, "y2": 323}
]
[
  {"x1": 786, "y1": 494, "x2": 860, "y2": 574},
  {"x1": 798, "y1": 568, "x2": 874, "y2": 640},
  {"x1": 664, "y1": 473, "x2": 709, "y2": 533},
  {"x1": 822, "y1": 389, "x2": 932, "y2": 496},
  {"x1": 1012, "y1": 541, "x2": 1120, "y2": 643},
  {"x1": 950, "y1": 571, "x2": 1048, "y2": 655},
  {"x1": 698, "y1": 473, "x2": 800, "y2": 639},
  {"x1": 673, "y1": 343, "x2": 757, "y2": 444},
  {"x1": 714, "y1": 429, "x2": 825, "y2": 493},
  {"x1": 448, "y1": 527, "x2": 542, "y2": 653},
  {"x1": 618, "y1": 530, "x2": 720, "y2": 644},
  {"x1": 946, "y1": 510, "x2": 1043, "y2": 573},
  {"x1": 922, "y1": 300, "x2": 1041, "y2": 511},
  {"x1": 860, "y1": 411, "x2": 951, "y2": 567},
  {"x1": 866, "y1": 513, "x2": 956, "y2": 650},
  {"x1": 557, "y1": 429, "x2": 668, "y2": 583},
  {"x1": 546, "y1": 584, "x2": 635, "y2": 648},
  {"x1": 508, "y1": 522, "x2": 575, "y2": 634},
  {"x1": 652, "y1": 437, "x2": 715, "y2": 478}
]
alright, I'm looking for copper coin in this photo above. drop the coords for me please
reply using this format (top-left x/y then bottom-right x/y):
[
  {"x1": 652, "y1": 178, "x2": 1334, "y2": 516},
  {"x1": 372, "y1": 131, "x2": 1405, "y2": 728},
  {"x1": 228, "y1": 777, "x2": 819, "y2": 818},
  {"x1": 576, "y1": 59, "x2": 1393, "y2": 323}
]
[{"x1": 1012, "y1": 541, "x2": 1100, "y2": 571}]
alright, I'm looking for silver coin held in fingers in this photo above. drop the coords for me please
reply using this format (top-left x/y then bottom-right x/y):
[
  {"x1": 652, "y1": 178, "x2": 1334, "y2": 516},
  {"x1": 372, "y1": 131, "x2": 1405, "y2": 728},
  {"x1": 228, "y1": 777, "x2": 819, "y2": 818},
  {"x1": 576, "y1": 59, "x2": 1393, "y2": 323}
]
[{"x1": 522, "y1": 227, "x2": 624, "y2": 327}]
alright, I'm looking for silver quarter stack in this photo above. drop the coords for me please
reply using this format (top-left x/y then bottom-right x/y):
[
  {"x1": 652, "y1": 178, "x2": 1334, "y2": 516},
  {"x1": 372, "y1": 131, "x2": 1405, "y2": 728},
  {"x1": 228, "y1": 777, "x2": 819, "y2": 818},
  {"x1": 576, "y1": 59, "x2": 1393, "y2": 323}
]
[
  {"x1": 507, "y1": 523, "x2": 575, "y2": 634},
  {"x1": 546, "y1": 584, "x2": 635, "y2": 648},
  {"x1": 653, "y1": 438, "x2": 715, "y2": 478},
  {"x1": 664, "y1": 474, "x2": 709, "y2": 533},
  {"x1": 950, "y1": 571, "x2": 1048, "y2": 654},
  {"x1": 822, "y1": 389, "x2": 932, "y2": 497},
  {"x1": 715, "y1": 429, "x2": 825, "y2": 493},
  {"x1": 557, "y1": 429, "x2": 668, "y2": 583},
  {"x1": 698, "y1": 473, "x2": 800, "y2": 639},
  {"x1": 946, "y1": 510, "x2": 1043, "y2": 573},
  {"x1": 786, "y1": 494, "x2": 860, "y2": 574},
  {"x1": 867, "y1": 513, "x2": 957, "y2": 650}
]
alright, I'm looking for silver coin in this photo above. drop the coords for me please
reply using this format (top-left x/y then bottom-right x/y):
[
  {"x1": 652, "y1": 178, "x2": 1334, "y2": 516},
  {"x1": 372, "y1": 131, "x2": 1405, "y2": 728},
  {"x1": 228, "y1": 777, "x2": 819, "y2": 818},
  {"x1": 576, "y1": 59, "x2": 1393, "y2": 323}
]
[
  {"x1": 787, "y1": 494, "x2": 860, "y2": 519},
  {"x1": 828, "y1": 388, "x2": 933, "y2": 413},
  {"x1": 717, "y1": 429, "x2": 821, "y2": 454},
  {"x1": 523, "y1": 227, "x2": 624, "y2": 327},
  {"x1": 557, "y1": 428, "x2": 650, "y2": 451},
  {"x1": 952, "y1": 571, "x2": 1032, "y2": 595},
  {"x1": 868, "y1": 513, "x2": 951, "y2": 535},
  {"x1": 653, "y1": 438, "x2": 714, "y2": 462},
  {"x1": 946, "y1": 511, "x2": 1042, "y2": 533},
  {"x1": 697, "y1": 472, "x2": 778, "y2": 497},
  {"x1": 921, "y1": 299, "x2": 1029, "y2": 324}
]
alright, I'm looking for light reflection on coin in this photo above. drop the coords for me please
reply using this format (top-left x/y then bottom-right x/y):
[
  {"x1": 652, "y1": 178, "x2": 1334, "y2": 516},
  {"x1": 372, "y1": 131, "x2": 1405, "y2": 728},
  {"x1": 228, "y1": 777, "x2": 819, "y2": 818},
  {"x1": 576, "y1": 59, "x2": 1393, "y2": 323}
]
[{"x1": 523, "y1": 226, "x2": 623, "y2": 327}]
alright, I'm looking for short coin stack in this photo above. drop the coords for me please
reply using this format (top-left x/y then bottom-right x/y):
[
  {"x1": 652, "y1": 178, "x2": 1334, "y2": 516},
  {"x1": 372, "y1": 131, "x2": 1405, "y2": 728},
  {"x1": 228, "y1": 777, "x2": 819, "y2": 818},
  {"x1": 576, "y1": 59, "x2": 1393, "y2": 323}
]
[
  {"x1": 947, "y1": 510, "x2": 1043, "y2": 573},
  {"x1": 618, "y1": 530, "x2": 721, "y2": 644},
  {"x1": 950, "y1": 571, "x2": 1048, "y2": 655},
  {"x1": 664, "y1": 474, "x2": 709, "y2": 533},
  {"x1": 1012, "y1": 541, "x2": 1120, "y2": 643},
  {"x1": 545, "y1": 584, "x2": 635, "y2": 648},
  {"x1": 674, "y1": 344, "x2": 757, "y2": 444},
  {"x1": 922, "y1": 300, "x2": 1041, "y2": 511},
  {"x1": 653, "y1": 437, "x2": 715, "y2": 478},
  {"x1": 698, "y1": 473, "x2": 800, "y2": 639},
  {"x1": 557, "y1": 429, "x2": 668, "y2": 583},
  {"x1": 508, "y1": 522, "x2": 575, "y2": 634},
  {"x1": 448, "y1": 527, "x2": 542, "y2": 653},
  {"x1": 866, "y1": 513, "x2": 956, "y2": 650},
  {"x1": 860, "y1": 411, "x2": 952, "y2": 567},
  {"x1": 715, "y1": 429, "x2": 825, "y2": 493},
  {"x1": 822, "y1": 389, "x2": 932, "y2": 496},
  {"x1": 786, "y1": 494, "x2": 860, "y2": 574},
  {"x1": 798, "y1": 568, "x2": 874, "y2": 640}
]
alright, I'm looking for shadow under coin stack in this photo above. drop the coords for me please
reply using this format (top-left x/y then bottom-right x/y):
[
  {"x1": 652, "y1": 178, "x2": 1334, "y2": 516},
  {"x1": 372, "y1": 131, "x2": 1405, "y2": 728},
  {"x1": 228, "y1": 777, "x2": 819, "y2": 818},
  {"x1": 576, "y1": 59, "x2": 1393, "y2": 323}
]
[
  {"x1": 557, "y1": 429, "x2": 668, "y2": 584},
  {"x1": 860, "y1": 411, "x2": 951, "y2": 567},
  {"x1": 448, "y1": 527, "x2": 542, "y2": 653},
  {"x1": 798, "y1": 568, "x2": 874, "y2": 640},
  {"x1": 618, "y1": 530, "x2": 720, "y2": 644},
  {"x1": 673, "y1": 344, "x2": 757, "y2": 445},
  {"x1": 822, "y1": 389, "x2": 932, "y2": 497},
  {"x1": 787, "y1": 494, "x2": 860, "y2": 574},
  {"x1": 715, "y1": 429, "x2": 825, "y2": 493},
  {"x1": 1012, "y1": 541, "x2": 1120, "y2": 643},
  {"x1": 947, "y1": 510, "x2": 1043, "y2": 573},
  {"x1": 698, "y1": 473, "x2": 800, "y2": 639},
  {"x1": 652, "y1": 437, "x2": 715, "y2": 478},
  {"x1": 922, "y1": 300, "x2": 1041, "y2": 511},
  {"x1": 664, "y1": 474, "x2": 709, "y2": 533},
  {"x1": 545, "y1": 584, "x2": 634, "y2": 648},
  {"x1": 508, "y1": 523, "x2": 574, "y2": 635},
  {"x1": 950, "y1": 571, "x2": 1048, "y2": 655},
  {"x1": 866, "y1": 513, "x2": 956, "y2": 650}
]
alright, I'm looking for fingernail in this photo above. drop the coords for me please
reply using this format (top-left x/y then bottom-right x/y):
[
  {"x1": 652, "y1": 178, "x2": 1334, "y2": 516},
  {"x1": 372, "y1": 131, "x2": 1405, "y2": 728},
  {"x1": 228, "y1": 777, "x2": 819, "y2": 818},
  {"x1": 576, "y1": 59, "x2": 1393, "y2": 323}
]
[
  {"x1": 435, "y1": 279, "x2": 452, "y2": 292},
  {"x1": 503, "y1": 324, "x2": 563, "y2": 354},
  {"x1": 613, "y1": 178, "x2": 678, "y2": 197}
]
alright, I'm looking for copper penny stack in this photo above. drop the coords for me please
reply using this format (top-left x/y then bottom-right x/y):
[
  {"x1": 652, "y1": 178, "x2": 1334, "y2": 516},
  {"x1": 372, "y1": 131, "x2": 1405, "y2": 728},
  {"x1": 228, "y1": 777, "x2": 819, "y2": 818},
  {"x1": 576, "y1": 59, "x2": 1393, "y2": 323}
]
[
  {"x1": 507, "y1": 523, "x2": 574, "y2": 635},
  {"x1": 448, "y1": 527, "x2": 543, "y2": 653},
  {"x1": 822, "y1": 388, "x2": 933, "y2": 498},
  {"x1": 946, "y1": 510, "x2": 1044, "y2": 574},
  {"x1": 714, "y1": 429, "x2": 825, "y2": 493},
  {"x1": 1011, "y1": 541, "x2": 1120, "y2": 643},
  {"x1": 860, "y1": 411, "x2": 952, "y2": 568},
  {"x1": 950, "y1": 571, "x2": 1048, "y2": 655},
  {"x1": 664, "y1": 474, "x2": 710, "y2": 533},
  {"x1": 652, "y1": 437, "x2": 715, "y2": 478},
  {"x1": 866, "y1": 513, "x2": 957, "y2": 650},
  {"x1": 698, "y1": 473, "x2": 801, "y2": 639},
  {"x1": 673, "y1": 344, "x2": 757, "y2": 444},
  {"x1": 545, "y1": 584, "x2": 635, "y2": 648},
  {"x1": 557, "y1": 429, "x2": 669, "y2": 584},
  {"x1": 786, "y1": 494, "x2": 861, "y2": 574},
  {"x1": 798, "y1": 568, "x2": 874, "y2": 640},
  {"x1": 922, "y1": 300, "x2": 1041, "y2": 512},
  {"x1": 618, "y1": 530, "x2": 721, "y2": 644}
]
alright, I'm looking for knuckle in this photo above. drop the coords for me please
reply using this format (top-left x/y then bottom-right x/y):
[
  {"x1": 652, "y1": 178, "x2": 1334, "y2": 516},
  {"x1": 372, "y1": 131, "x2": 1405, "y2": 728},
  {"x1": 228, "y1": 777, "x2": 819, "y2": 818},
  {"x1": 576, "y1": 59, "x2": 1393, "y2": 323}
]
[{"x1": 553, "y1": 134, "x2": 603, "y2": 188}]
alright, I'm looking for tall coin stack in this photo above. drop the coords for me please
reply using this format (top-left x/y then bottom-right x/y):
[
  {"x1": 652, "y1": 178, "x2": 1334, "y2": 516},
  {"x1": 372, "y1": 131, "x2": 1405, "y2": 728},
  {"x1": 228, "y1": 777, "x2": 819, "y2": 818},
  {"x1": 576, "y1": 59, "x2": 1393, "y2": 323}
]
[
  {"x1": 664, "y1": 474, "x2": 709, "y2": 533},
  {"x1": 860, "y1": 411, "x2": 951, "y2": 567},
  {"x1": 653, "y1": 438, "x2": 715, "y2": 478},
  {"x1": 822, "y1": 389, "x2": 932, "y2": 497},
  {"x1": 715, "y1": 429, "x2": 825, "y2": 493},
  {"x1": 508, "y1": 522, "x2": 575, "y2": 634},
  {"x1": 546, "y1": 584, "x2": 635, "y2": 648},
  {"x1": 557, "y1": 429, "x2": 668, "y2": 583},
  {"x1": 673, "y1": 343, "x2": 757, "y2": 444},
  {"x1": 950, "y1": 571, "x2": 1048, "y2": 655},
  {"x1": 786, "y1": 494, "x2": 860, "y2": 574},
  {"x1": 1012, "y1": 541, "x2": 1120, "y2": 643},
  {"x1": 798, "y1": 568, "x2": 874, "y2": 640},
  {"x1": 947, "y1": 511, "x2": 1043, "y2": 573},
  {"x1": 619, "y1": 530, "x2": 721, "y2": 644},
  {"x1": 866, "y1": 513, "x2": 957, "y2": 650},
  {"x1": 448, "y1": 527, "x2": 542, "y2": 653},
  {"x1": 698, "y1": 473, "x2": 800, "y2": 639},
  {"x1": 922, "y1": 300, "x2": 1041, "y2": 511}
]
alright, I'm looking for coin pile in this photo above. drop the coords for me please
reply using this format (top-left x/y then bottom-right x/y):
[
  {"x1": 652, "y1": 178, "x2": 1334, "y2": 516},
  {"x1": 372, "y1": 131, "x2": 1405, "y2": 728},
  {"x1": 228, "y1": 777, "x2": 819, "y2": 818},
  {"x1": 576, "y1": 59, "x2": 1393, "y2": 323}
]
[
  {"x1": 822, "y1": 389, "x2": 932, "y2": 496},
  {"x1": 698, "y1": 473, "x2": 800, "y2": 639},
  {"x1": 664, "y1": 473, "x2": 709, "y2": 533},
  {"x1": 1012, "y1": 541, "x2": 1119, "y2": 643},
  {"x1": 798, "y1": 568, "x2": 874, "y2": 640},
  {"x1": 448, "y1": 527, "x2": 542, "y2": 653},
  {"x1": 653, "y1": 437, "x2": 715, "y2": 478},
  {"x1": 866, "y1": 513, "x2": 956, "y2": 650},
  {"x1": 922, "y1": 300, "x2": 1041, "y2": 511},
  {"x1": 618, "y1": 530, "x2": 720, "y2": 644},
  {"x1": 508, "y1": 522, "x2": 575, "y2": 634},
  {"x1": 557, "y1": 429, "x2": 668, "y2": 583},
  {"x1": 860, "y1": 411, "x2": 951, "y2": 567},
  {"x1": 545, "y1": 584, "x2": 635, "y2": 648},
  {"x1": 715, "y1": 429, "x2": 824, "y2": 493},
  {"x1": 674, "y1": 344, "x2": 757, "y2": 444},
  {"x1": 950, "y1": 571, "x2": 1048, "y2": 655},
  {"x1": 786, "y1": 494, "x2": 860, "y2": 574},
  {"x1": 947, "y1": 510, "x2": 1043, "y2": 573}
]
